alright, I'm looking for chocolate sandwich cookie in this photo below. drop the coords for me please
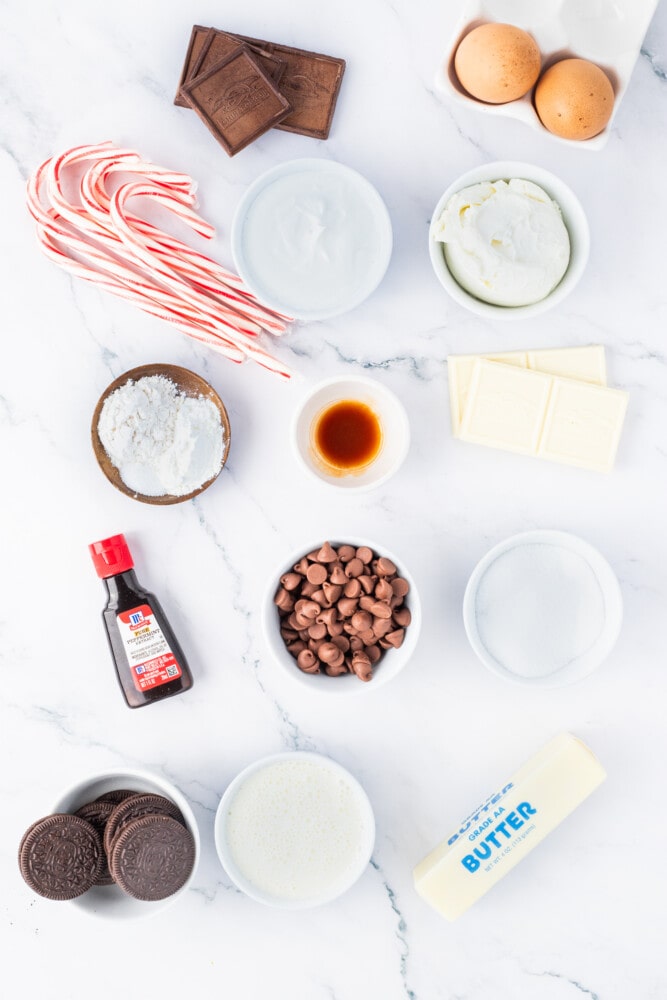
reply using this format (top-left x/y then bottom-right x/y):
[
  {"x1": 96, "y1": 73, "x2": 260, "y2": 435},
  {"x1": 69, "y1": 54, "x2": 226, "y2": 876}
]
[
  {"x1": 75, "y1": 800, "x2": 115, "y2": 885},
  {"x1": 93, "y1": 788, "x2": 137, "y2": 805},
  {"x1": 104, "y1": 793, "x2": 185, "y2": 856},
  {"x1": 18, "y1": 814, "x2": 104, "y2": 901},
  {"x1": 109, "y1": 814, "x2": 196, "y2": 901}
]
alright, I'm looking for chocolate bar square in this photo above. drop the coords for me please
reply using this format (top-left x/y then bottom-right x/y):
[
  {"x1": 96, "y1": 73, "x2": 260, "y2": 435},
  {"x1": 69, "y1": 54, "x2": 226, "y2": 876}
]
[
  {"x1": 192, "y1": 28, "x2": 286, "y2": 87},
  {"x1": 236, "y1": 36, "x2": 346, "y2": 139},
  {"x1": 174, "y1": 25, "x2": 210, "y2": 107},
  {"x1": 181, "y1": 46, "x2": 292, "y2": 157}
]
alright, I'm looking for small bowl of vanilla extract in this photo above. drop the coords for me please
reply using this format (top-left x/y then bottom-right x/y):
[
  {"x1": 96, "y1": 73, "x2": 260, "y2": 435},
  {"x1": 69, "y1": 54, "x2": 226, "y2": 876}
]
[{"x1": 292, "y1": 376, "x2": 410, "y2": 491}]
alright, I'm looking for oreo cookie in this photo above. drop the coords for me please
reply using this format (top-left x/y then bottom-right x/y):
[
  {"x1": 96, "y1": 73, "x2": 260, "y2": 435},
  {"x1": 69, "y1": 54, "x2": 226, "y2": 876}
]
[
  {"x1": 104, "y1": 793, "x2": 185, "y2": 856},
  {"x1": 93, "y1": 789, "x2": 136, "y2": 805},
  {"x1": 109, "y1": 814, "x2": 196, "y2": 901},
  {"x1": 18, "y1": 814, "x2": 104, "y2": 900},
  {"x1": 75, "y1": 801, "x2": 115, "y2": 886}
]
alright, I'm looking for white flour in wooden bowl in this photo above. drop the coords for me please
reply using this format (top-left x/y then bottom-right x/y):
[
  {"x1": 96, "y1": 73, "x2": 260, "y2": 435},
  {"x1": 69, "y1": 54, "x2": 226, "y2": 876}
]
[{"x1": 98, "y1": 375, "x2": 224, "y2": 497}]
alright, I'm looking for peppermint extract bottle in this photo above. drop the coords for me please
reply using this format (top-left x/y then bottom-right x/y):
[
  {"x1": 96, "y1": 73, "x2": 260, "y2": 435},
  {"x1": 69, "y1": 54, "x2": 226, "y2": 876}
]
[{"x1": 89, "y1": 534, "x2": 194, "y2": 708}]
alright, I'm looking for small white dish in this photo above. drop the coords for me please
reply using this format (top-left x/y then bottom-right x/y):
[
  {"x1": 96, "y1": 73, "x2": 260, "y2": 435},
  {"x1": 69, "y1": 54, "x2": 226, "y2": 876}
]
[
  {"x1": 463, "y1": 530, "x2": 623, "y2": 687},
  {"x1": 435, "y1": 0, "x2": 658, "y2": 150},
  {"x1": 214, "y1": 751, "x2": 375, "y2": 909},
  {"x1": 262, "y1": 537, "x2": 422, "y2": 695},
  {"x1": 50, "y1": 768, "x2": 200, "y2": 919},
  {"x1": 231, "y1": 158, "x2": 393, "y2": 321},
  {"x1": 429, "y1": 161, "x2": 589, "y2": 319},
  {"x1": 292, "y1": 376, "x2": 410, "y2": 491}
]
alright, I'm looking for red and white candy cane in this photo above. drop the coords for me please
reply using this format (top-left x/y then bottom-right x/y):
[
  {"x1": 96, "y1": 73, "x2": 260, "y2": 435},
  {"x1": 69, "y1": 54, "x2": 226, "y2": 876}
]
[
  {"x1": 78, "y1": 152, "x2": 290, "y2": 335},
  {"x1": 29, "y1": 161, "x2": 267, "y2": 366},
  {"x1": 33, "y1": 213, "x2": 247, "y2": 365},
  {"x1": 27, "y1": 143, "x2": 293, "y2": 377}
]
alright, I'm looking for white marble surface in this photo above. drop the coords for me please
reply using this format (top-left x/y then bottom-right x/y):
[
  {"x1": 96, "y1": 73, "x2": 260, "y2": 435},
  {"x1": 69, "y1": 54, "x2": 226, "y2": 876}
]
[{"x1": 2, "y1": 1, "x2": 667, "y2": 997}]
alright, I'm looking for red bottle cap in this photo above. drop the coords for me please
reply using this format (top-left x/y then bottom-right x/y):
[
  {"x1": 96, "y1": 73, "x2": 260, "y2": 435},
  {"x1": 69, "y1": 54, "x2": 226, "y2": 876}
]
[{"x1": 89, "y1": 534, "x2": 134, "y2": 578}]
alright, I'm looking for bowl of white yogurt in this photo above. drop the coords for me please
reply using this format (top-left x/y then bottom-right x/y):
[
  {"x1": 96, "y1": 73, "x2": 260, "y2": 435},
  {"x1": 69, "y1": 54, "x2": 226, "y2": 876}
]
[
  {"x1": 463, "y1": 530, "x2": 623, "y2": 687},
  {"x1": 214, "y1": 752, "x2": 375, "y2": 908},
  {"x1": 429, "y1": 162, "x2": 589, "y2": 318},
  {"x1": 231, "y1": 158, "x2": 393, "y2": 321}
]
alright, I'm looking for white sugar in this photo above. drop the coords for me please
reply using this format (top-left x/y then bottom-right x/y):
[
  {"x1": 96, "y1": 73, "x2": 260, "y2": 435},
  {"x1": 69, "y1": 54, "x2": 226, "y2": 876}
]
[{"x1": 474, "y1": 542, "x2": 606, "y2": 679}]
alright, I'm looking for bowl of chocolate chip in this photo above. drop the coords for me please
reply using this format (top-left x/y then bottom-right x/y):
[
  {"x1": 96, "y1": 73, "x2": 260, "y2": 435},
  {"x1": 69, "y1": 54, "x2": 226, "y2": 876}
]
[
  {"x1": 17, "y1": 768, "x2": 200, "y2": 919},
  {"x1": 263, "y1": 539, "x2": 421, "y2": 693}
]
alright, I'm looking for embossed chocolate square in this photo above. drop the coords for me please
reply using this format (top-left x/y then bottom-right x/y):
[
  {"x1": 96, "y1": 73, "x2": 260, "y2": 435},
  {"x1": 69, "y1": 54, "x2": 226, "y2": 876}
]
[
  {"x1": 238, "y1": 36, "x2": 346, "y2": 139},
  {"x1": 174, "y1": 24, "x2": 210, "y2": 108},
  {"x1": 192, "y1": 28, "x2": 286, "y2": 88},
  {"x1": 181, "y1": 47, "x2": 292, "y2": 157}
]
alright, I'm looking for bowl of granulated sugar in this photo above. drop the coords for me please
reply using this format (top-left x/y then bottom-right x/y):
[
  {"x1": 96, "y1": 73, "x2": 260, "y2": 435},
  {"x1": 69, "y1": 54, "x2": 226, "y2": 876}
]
[
  {"x1": 463, "y1": 530, "x2": 623, "y2": 688},
  {"x1": 92, "y1": 364, "x2": 231, "y2": 504}
]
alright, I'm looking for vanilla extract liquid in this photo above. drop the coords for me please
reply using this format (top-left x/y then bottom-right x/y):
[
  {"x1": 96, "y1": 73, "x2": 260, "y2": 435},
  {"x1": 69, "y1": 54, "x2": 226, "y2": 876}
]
[{"x1": 313, "y1": 399, "x2": 382, "y2": 473}]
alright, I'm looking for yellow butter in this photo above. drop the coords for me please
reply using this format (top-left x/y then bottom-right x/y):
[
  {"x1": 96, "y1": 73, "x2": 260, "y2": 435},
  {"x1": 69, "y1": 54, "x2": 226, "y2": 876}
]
[{"x1": 413, "y1": 733, "x2": 606, "y2": 921}]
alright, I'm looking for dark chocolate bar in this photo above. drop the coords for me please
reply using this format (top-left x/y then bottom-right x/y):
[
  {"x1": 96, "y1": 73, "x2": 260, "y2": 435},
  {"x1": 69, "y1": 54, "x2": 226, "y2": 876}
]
[
  {"x1": 192, "y1": 28, "x2": 286, "y2": 88},
  {"x1": 174, "y1": 25, "x2": 210, "y2": 107},
  {"x1": 236, "y1": 36, "x2": 346, "y2": 139},
  {"x1": 181, "y1": 46, "x2": 292, "y2": 157}
]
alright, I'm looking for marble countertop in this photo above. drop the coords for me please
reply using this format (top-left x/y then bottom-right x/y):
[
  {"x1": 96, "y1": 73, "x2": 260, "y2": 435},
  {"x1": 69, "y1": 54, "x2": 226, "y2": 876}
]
[{"x1": 2, "y1": 1, "x2": 666, "y2": 997}]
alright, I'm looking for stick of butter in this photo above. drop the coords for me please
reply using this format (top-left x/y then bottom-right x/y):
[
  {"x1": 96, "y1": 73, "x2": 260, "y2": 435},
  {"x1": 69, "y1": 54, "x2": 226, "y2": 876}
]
[
  {"x1": 448, "y1": 345, "x2": 607, "y2": 435},
  {"x1": 413, "y1": 733, "x2": 606, "y2": 921},
  {"x1": 459, "y1": 360, "x2": 627, "y2": 472}
]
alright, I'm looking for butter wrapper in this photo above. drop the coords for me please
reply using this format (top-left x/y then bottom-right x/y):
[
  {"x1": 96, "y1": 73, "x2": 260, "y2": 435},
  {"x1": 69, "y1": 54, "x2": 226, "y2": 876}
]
[{"x1": 413, "y1": 732, "x2": 606, "y2": 920}]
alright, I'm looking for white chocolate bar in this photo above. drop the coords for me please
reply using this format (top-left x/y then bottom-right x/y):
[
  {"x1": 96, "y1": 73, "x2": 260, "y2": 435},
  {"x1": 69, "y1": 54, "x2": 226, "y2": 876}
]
[
  {"x1": 447, "y1": 345, "x2": 607, "y2": 434},
  {"x1": 458, "y1": 359, "x2": 627, "y2": 473},
  {"x1": 413, "y1": 733, "x2": 606, "y2": 921}
]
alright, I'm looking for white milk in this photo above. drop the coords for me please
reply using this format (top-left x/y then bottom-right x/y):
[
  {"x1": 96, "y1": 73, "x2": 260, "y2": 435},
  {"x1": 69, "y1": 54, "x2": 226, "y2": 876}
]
[{"x1": 224, "y1": 758, "x2": 373, "y2": 903}]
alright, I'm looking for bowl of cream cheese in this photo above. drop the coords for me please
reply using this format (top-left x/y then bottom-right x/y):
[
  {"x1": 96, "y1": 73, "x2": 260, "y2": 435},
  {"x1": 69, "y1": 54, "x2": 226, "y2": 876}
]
[
  {"x1": 231, "y1": 158, "x2": 393, "y2": 321},
  {"x1": 429, "y1": 161, "x2": 589, "y2": 318}
]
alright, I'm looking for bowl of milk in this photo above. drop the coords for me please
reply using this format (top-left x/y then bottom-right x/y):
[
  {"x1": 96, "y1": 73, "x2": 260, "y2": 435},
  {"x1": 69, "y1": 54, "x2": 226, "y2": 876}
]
[{"x1": 214, "y1": 752, "x2": 375, "y2": 908}]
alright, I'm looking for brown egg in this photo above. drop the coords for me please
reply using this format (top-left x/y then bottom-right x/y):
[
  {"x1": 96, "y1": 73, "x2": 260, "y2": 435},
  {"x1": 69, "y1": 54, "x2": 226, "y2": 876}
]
[
  {"x1": 454, "y1": 23, "x2": 541, "y2": 104},
  {"x1": 535, "y1": 58, "x2": 614, "y2": 140}
]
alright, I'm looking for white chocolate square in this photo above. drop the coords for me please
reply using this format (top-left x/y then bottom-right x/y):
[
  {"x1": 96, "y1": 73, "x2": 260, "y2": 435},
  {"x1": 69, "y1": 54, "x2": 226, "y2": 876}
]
[
  {"x1": 538, "y1": 379, "x2": 629, "y2": 473},
  {"x1": 448, "y1": 353, "x2": 529, "y2": 434},
  {"x1": 448, "y1": 346, "x2": 606, "y2": 435},
  {"x1": 526, "y1": 345, "x2": 607, "y2": 385},
  {"x1": 459, "y1": 360, "x2": 553, "y2": 455}
]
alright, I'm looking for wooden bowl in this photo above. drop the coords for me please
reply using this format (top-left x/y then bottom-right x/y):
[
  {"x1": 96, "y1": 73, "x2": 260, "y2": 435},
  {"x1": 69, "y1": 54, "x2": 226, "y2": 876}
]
[{"x1": 91, "y1": 364, "x2": 231, "y2": 505}]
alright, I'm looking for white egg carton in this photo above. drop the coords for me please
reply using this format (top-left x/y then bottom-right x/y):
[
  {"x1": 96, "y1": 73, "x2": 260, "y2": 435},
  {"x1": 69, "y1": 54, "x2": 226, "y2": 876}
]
[{"x1": 435, "y1": 0, "x2": 658, "y2": 150}]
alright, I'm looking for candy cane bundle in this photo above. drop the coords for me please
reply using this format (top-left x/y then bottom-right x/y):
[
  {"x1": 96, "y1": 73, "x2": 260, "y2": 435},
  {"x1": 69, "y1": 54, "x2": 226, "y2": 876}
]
[{"x1": 26, "y1": 141, "x2": 293, "y2": 378}]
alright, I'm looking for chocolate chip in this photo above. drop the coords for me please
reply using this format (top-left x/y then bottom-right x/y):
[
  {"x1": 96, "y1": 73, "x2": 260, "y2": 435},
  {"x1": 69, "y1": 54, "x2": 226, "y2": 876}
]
[{"x1": 274, "y1": 542, "x2": 411, "y2": 683}]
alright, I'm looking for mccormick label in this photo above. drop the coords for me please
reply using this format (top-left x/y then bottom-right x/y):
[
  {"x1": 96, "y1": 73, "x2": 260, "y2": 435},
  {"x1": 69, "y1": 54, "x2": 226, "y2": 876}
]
[{"x1": 116, "y1": 604, "x2": 182, "y2": 692}]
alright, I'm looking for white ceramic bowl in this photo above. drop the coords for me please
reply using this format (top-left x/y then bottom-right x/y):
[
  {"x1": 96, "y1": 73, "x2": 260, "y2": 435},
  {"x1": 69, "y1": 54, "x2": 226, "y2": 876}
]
[
  {"x1": 262, "y1": 537, "x2": 421, "y2": 695},
  {"x1": 429, "y1": 161, "x2": 589, "y2": 319},
  {"x1": 49, "y1": 768, "x2": 200, "y2": 919},
  {"x1": 214, "y1": 751, "x2": 375, "y2": 909},
  {"x1": 231, "y1": 158, "x2": 393, "y2": 321},
  {"x1": 292, "y1": 376, "x2": 410, "y2": 491},
  {"x1": 463, "y1": 530, "x2": 623, "y2": 688}
]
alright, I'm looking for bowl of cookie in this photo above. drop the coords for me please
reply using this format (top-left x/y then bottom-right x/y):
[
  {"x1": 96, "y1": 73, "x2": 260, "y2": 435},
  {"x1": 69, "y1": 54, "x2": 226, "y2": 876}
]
[
  {"x1": 17, "y1": 768, "x2": 200, "y2": 918},
  {"x1": 262, "y1": 538, "x2": 422, "y2": 694}
]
